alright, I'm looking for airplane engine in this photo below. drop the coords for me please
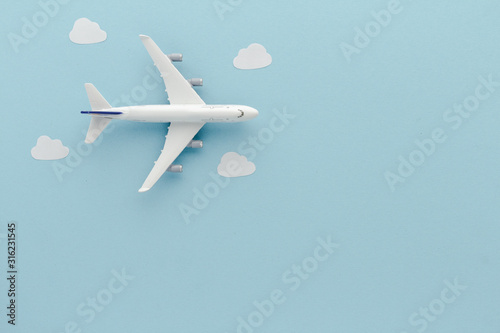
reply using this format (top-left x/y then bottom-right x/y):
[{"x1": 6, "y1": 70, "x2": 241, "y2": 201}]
[
  {"x1": 188, "y1": 78, "x2": 203, "y2": 86},
  {"x1": 167, "y1": 165, "x2": 183, "y2": 173},
  {"x1": 167, "y1": 53, "x2": 183, "y2": 62},
  {"x1": 186, "y1": 140, "x2": 203, "y2": 148}
]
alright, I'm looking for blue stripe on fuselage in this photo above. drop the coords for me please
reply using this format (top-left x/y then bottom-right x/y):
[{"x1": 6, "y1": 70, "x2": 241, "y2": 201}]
[{"x1": 81, "y1": 111, "x2": 123, "y2": 115}]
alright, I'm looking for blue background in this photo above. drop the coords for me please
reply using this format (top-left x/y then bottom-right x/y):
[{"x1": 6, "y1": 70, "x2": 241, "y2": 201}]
[{"x1": 1, "y1": 0, "x2": 500, "y2": 332}]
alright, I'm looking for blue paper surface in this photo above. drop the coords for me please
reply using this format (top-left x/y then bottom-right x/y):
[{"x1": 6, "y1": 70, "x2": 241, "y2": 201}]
[{"x1": 1, "y1": 0, "x2": 500, "y2": 332}]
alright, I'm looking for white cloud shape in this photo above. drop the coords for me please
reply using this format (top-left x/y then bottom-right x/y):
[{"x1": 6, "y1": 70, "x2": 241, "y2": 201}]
[
  {"x1": 217, "y1": 152, "x2": 256, "y2": 178},
  {"x1": 233, "y1": 43, "x2": 272, "y2": 70},
  {"x1": 69, "y1": 18, "x2": 107, "y2": 44},
  {"x1": 31, "y1": 136, "x2": 69, "y2": 160}
]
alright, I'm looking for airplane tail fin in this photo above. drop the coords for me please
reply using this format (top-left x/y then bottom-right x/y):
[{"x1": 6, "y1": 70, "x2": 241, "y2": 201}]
[
  {"x1": 85, "y1": 83, "x2": 111, "y2": 110},
  {"x1": 84, "y1": 83, "x2": 112, "y2": 144}
]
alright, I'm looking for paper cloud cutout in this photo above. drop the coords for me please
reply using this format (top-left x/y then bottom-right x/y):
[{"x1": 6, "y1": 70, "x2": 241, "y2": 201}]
[
  {"x1": 218, "y1": 152, "x2": 256, "y2": 178},
  {"x1": 69, "y1": 18, "x2": 107, "y2": 44},
  {"x1": 31, "y1": 136, "x2": 69, "y2": 160},
  {"x1": 233, "y1": 43, "x2": 272, "y2": 70}
]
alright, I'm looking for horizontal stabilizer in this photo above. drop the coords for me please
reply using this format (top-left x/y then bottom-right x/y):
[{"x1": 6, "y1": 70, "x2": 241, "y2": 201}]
[
  {"x1": 83, "y1": 83, "x2": 113, "y2": 144},
  {"x1": 85, "y1": 83, "x2": 111, "y2": 111},
  {"x1": 85, "y1": 117, "x2": 111, "y2": 144}
]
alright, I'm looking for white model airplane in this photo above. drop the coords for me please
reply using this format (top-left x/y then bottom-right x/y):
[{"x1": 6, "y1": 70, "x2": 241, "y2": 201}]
[{"x1": 82, "y1": 35, "x2": 259, "y2": 193}]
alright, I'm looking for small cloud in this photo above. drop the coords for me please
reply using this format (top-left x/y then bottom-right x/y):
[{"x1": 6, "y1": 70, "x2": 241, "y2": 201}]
[
  {"x1": 69, "y1": 18, "x2": 107, "y2": 44},
  {"x1": 218, "y1": 152, "x2": 256, "y2": 178},
  {"x1": 31, "y1": 136, "x2": 69, "y2": 160},
  {"x1": 233, "y1": 43, "x2": 272, "y2": 70}
]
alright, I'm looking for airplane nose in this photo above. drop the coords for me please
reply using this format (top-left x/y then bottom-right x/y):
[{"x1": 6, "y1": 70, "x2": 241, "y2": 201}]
[{"x1": 249, "y1": 107, "x2": 259, "y2": 118}]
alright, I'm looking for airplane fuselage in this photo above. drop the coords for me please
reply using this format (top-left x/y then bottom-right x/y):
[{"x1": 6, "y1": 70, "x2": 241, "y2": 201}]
[{"x1": 82, "y1": 104, "x2": 258, "y2": 123}]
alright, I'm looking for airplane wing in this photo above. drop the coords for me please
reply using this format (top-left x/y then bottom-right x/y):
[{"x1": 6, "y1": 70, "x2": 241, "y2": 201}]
[
  {"x1": 139, "y1": 35, "x2": 205, "y2": 105},
  {"x1": 139, "y1": 121, "x2": 205, "y2": 192}
]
